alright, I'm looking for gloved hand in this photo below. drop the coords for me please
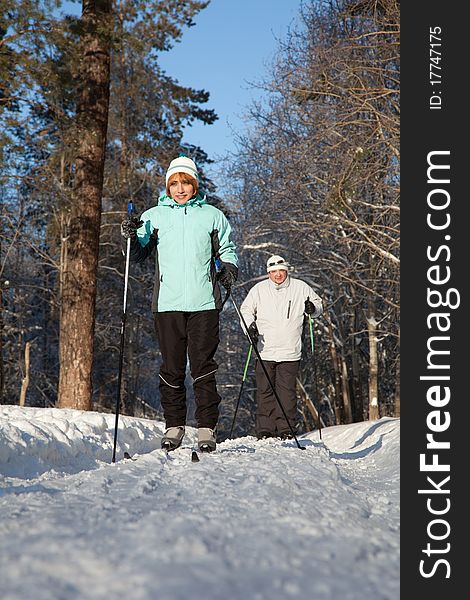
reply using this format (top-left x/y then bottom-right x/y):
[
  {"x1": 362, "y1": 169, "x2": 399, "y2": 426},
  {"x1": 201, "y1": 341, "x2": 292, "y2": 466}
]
[
  {"x1": 218, "y1": 266, "x2": 237, "y2": 291},
  {"x1": 304, "y1": 297, "x2": 317, "y2": 317},
  {"x1": 121, "y1": 216, "x2": 143, "y2": 239},
  {"x1": 247, "y1": 321, "x2": 259, "y2": 345}
]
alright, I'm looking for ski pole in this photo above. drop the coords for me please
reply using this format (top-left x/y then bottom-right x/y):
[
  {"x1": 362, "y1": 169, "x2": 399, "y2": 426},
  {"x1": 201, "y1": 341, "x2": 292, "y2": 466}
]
[
  {"x1": 112, "y1": 201, "x2": 134, "y2": 463},
  {"x1": 231, "y1": 294, "x2": 305, "y2": 450},
  {"x1": 309, "y1": 315, "x2": 322, "y2": 440},
  {"x1": 229, "y1": 344, "x2": 253, "y2": 438},
  {"x1": 309, "y1": 315, "x2": 315, "y2": 353}
]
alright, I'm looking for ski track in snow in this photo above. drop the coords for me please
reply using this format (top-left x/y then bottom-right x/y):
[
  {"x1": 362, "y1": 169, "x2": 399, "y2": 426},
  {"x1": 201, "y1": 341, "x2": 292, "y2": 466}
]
[{"x1": 0, "y1": 407, "x2": 399, "y2": 600}]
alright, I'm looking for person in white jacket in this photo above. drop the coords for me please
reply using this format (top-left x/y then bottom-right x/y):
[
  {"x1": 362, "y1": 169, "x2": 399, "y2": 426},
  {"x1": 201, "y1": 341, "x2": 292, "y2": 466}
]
[{"x1": 240, "y1": 255, "x2": 323, "y2": 439}]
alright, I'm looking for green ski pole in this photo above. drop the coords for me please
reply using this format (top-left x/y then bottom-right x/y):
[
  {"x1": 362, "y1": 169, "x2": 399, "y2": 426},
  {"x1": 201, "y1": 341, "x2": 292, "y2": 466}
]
[{"x1": 229, "y1": 344, "x2": 253, "y2": 438}]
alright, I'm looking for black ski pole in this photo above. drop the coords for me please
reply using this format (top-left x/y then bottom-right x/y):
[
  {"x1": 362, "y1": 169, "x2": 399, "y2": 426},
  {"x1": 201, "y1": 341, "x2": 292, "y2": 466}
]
[
  {"x1": 308, "y1": 315, "x2": 322, "y2": 440},
  {"x1": 231, "y1": 294, "x2": 305, "y2": 450},
  {"x1": 112, "y1": 201, "x2": 134, "y2": 463},
  {"x1": 229, "y1": 344, "x2": 253, "y2": 439}
]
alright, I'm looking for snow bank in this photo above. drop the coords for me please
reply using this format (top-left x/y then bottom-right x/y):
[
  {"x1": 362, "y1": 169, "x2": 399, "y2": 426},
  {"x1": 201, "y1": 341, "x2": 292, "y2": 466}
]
[
  {"x1": 320, "y1": 416, "x2": 399, "y2": 473},
  {"x1": 0, "y1": 407, "x2": 400, "y2": 599},
  {"x1": 0, "y1": 406, "x2": 164, "y2": 478}
]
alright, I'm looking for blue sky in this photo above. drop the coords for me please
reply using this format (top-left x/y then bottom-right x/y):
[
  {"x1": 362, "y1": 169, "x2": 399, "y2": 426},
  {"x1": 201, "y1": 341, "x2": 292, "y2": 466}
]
[
  {"x1": 62, "y1": 1, "x2": 301, "y2": 175},
  {"x1": 159, "y1": 0, "x2": 301, "y2": 169}
]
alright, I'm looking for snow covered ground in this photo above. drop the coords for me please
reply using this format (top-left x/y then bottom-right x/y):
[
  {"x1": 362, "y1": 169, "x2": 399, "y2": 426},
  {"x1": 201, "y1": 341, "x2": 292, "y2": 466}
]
[{"x1": 0, "y1": 406, "x2": 399, "y2": 600}]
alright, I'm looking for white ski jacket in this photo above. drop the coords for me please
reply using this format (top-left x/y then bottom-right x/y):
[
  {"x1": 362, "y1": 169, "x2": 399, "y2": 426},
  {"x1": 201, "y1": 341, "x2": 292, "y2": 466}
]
[{"x1": 240, "y1": 276, "x2": 323, "y2": 361}]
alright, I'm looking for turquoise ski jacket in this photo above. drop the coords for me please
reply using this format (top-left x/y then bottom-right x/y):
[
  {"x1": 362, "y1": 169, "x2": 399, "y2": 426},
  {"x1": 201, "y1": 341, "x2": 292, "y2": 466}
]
[{"x1": 129, "y1": 193, "x2": 238, "y2": 312}]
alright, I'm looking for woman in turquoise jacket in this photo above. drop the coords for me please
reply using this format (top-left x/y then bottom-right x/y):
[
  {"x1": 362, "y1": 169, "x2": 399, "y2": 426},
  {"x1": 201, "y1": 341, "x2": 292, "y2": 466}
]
[{"x1": 121, "y1": 155, "x2": 238, "y2": 452}]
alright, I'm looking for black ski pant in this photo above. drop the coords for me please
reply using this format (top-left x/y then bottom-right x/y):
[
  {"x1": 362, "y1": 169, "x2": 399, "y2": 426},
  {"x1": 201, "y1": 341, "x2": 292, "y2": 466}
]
[
  {"x1": 255, "y1": 359, "x2": 300, "y2": 436},
  {"x1": 154, "y1": 310, "x2": 221, "y2": 429}
]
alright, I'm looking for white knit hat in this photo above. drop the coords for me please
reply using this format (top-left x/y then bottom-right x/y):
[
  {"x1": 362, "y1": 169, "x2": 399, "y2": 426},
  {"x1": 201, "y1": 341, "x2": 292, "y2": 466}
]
[
  {"x1": 266, "y1": 255, "x2": 290, "y2": 273},
  {"x1": 165, "y1": 154, "x2": 199, "y2": 185}
]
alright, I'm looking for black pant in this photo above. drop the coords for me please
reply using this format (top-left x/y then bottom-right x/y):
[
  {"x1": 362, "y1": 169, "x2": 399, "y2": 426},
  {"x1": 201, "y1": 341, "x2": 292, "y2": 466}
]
[
  {"x1": 154, "y1": 310, "x2": 221, "y2": 429},
  {"x1": 255, "y1": 360, "x2": 300, "y2": 435}
]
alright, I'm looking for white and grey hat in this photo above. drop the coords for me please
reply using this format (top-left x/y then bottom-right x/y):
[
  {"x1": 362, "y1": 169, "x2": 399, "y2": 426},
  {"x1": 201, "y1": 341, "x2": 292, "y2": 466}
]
[
  {"x1": 266, "y1": 255, "x2": 290, "y2": 273},
  {"x1": 165, "y1": 154, "x2": 199, "y2": 185}
]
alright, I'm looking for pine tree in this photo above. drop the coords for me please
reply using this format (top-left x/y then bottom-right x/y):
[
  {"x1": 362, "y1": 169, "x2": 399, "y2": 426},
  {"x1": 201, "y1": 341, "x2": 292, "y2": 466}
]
[{"x1": 57, "y1": 0, "x2": 112, "y2": 409}]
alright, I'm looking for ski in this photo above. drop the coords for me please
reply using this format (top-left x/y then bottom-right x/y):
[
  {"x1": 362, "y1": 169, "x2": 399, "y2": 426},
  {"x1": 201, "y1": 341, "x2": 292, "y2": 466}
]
[
  {"x1": 163, "y1": 446, "x2": 203, "y2": 462},
  {"x1": 121, "y1": 446, "x2": 213, "y2": 463},
  {"x1": 192, "y1": 444, "x2": 216, "y2": 460}
]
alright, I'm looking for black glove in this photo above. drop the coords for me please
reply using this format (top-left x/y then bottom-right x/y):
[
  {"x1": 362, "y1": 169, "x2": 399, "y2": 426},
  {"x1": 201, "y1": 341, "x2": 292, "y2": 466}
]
[
  {"x1": 218, "y1": 265, "x2": 237, "y2": 291},
  {"x1": 121, "y1": 216, "x2": 143, "y2": 239},
  {"x1": 304, "y1": 297, "x2": 317, "y2": 316},
  {"x1": 247, "y1": 321, "x2": 259, "y2": 345}
]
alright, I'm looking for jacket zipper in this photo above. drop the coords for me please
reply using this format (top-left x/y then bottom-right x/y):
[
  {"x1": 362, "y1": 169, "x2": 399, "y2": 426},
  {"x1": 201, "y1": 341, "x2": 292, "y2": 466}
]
[
  {"x1": 183, "y1": 206, "x2": 186, "y2": 306},
  {"x1": 287, "y1": 300, "x2": 291, "y2": 319}
]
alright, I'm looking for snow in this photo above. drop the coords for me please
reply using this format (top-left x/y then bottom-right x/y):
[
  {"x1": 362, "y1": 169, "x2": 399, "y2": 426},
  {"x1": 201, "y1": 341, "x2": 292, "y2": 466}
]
[{"x1": 0, "y1": 406, "x2": 399, "y2": 600}]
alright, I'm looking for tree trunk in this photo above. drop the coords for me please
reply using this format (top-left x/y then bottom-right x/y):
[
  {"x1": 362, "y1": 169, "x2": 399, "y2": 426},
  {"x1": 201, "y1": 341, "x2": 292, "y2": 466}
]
[
  {"x1": 340, "y1": 352, "x2": 353, "y2": 423},
  {"x1": 19, "y1": 341, "x2": 31, "y2": 407},
  {"x1": 58, "y1": 0, "x2": 111, "y2": 410},
  {"x1": 351, "y1": 305, "x2": 364, "y2": 421},
  {"x1": 367, "y1": 303, "x2": 380, "y2": 420},
  {"x1": 296, "y1": 377, "x2": 325, "y2": 430},
  {"x1": 324, "y1": 310, "x2": 344, "y2": 424}
]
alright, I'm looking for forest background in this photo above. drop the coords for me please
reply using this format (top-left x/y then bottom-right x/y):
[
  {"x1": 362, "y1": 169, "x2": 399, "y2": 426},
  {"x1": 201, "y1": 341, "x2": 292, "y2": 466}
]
[{"x1": 0, "y1": 0, "x2": 400, "y2": 439}]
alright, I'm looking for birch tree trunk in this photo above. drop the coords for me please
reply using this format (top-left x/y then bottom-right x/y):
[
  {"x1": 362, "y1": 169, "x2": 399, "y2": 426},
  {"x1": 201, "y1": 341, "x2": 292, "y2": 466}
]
[
  {"x1": 367, "y1": 303, "x2": 380, "y2": 420},
  {"x1": 19, "y1": 341, "x2": 31, "y2": 407},
  {"x1": 58, "y1": 0, "x2": 111, "y2": 409},
  {"x1": 340, "y1": 352, "x2": 353, "y2": 423}
]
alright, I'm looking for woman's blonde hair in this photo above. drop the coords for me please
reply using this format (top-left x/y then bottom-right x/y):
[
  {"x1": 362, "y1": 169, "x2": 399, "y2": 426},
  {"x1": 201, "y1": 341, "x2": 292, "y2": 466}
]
[{"x1": 166, "y1": 172, "x2": 198, "y2": 198}]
